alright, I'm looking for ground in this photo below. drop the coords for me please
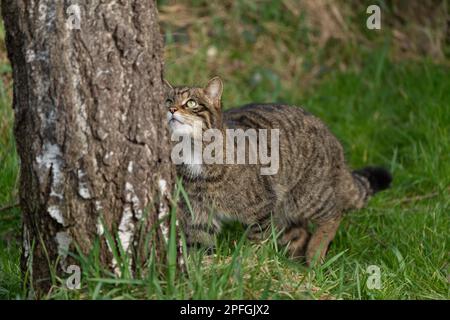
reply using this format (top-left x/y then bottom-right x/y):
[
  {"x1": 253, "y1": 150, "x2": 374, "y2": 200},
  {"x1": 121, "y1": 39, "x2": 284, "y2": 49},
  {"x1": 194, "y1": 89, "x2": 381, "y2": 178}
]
[{"x1": 0, "y1": 1, "x2": 449, "y2": 299}]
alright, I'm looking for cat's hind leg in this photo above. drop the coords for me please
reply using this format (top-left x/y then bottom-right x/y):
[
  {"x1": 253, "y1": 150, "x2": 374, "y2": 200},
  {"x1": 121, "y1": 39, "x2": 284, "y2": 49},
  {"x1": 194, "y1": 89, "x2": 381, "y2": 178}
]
[{"x1": 305, "y1": 215, "x2": 342, "y2": 266}]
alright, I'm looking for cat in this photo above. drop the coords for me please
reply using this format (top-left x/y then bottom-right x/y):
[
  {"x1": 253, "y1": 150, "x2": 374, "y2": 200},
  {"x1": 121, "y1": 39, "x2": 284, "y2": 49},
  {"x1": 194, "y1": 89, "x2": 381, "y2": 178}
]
[{"x1": 164, "y1": 76, "x2": 392, "y2": 265}]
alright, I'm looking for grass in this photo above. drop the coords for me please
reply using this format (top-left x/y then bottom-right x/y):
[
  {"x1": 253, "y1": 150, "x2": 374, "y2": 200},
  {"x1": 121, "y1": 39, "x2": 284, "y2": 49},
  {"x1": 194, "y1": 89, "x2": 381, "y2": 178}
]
[{"x1": 0, "y1": 1, "x2": 449, "y2": 299}]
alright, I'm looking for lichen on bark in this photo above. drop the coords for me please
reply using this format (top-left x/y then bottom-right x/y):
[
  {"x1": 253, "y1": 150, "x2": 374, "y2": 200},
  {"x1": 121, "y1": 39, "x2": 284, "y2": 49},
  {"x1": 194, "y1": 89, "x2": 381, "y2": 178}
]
[{"x1": 2, "y1": 0, "x2": 175, "y2": 293}]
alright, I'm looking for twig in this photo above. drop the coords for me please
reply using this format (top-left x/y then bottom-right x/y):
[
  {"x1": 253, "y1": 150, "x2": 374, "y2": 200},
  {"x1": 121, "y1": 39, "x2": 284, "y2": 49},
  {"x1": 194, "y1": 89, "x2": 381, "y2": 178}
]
[
  {"x1": 394, "y1": 191, "x2": 440, "y2": 205},
  {"x1": 368, "y1": 228, "x2": 389, "y2": 248},
  {"x1": 0, "y1": 201, "x2": 20, "y2": 213},
  {"x1": 0, "y1": 214, "x2": 18, "y2": 222}
]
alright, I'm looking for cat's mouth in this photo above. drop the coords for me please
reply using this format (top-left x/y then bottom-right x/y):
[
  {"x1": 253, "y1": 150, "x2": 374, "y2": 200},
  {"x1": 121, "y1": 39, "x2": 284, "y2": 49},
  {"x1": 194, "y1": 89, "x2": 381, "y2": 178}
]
[
  {"x1": 168, "y1": 114, "x2": 193, "y2": 135},
  {"x1": 169, "y1": 117, "x2": 183, "y2": 124},
  {"x1": 168, "y1": 118, "x2": 186, "y2": 132},
  {"x1": 167, "y1": 112, "x2": 185, "y2": 125}
]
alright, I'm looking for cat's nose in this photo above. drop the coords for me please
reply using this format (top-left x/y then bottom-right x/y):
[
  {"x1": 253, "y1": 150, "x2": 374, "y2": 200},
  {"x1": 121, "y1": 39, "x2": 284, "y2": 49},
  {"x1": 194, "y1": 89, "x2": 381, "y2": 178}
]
[{"x1": 169, "y1": 107, "x2": 178, "y2": 114}]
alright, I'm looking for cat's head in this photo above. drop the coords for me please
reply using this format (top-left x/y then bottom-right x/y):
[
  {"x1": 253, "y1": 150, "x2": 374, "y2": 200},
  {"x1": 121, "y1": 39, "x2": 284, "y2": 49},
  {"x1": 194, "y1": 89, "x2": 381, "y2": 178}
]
[{"x1": 164, "y1": 77, "x2": 223, "y2": 139}]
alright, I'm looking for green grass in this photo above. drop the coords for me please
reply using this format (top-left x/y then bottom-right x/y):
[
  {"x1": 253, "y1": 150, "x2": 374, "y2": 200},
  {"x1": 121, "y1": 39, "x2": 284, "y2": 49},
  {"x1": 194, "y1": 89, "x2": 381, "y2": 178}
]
[{"x1": 0, "y1": 2, "x2": 449, "y2": 300}]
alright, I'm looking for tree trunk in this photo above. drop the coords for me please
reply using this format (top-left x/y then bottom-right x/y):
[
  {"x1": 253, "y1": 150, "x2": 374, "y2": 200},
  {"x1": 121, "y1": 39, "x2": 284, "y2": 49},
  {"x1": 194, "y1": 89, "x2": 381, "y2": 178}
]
[{"x1": 1, "y1": 0, "x2": 174, "y2": 294}]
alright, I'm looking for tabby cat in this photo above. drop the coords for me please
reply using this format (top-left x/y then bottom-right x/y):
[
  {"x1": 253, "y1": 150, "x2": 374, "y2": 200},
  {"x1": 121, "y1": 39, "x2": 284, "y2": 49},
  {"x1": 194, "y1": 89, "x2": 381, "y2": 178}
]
[{"x1": 164, "y1": 77, "x2": 392, "y2": 265}]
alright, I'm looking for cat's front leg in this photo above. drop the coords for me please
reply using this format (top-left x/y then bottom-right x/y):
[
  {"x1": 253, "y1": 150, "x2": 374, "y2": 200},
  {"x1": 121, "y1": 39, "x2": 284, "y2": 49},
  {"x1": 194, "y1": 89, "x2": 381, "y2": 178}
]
[
  {"x1": 180, "y1": 205, "x2": 222, "y2": 253},
  {"x1": 279, "y1": 219, "x2": 311, "y2": 259},
  {"x1": 246, "y1": 213, "x2": 273, "y2": 242}
]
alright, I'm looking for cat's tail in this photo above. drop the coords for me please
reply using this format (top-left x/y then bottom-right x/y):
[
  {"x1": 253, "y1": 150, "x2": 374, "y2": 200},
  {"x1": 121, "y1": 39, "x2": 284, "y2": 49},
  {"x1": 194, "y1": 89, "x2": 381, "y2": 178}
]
[{"x1": 349, "y1": 166, "x2": 392, "y2": 209}]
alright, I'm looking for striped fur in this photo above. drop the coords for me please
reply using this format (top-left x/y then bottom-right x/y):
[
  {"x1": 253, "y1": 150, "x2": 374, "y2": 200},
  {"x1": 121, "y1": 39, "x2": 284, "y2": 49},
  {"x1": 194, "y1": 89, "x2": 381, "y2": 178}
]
[{"x1": 165, "y1": 78, "x2": 392, "y2": 265}]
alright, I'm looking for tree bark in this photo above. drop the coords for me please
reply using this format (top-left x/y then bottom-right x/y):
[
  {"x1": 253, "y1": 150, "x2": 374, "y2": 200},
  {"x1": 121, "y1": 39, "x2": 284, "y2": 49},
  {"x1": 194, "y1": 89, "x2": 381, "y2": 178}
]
[{"x1": 1, "y1": 0, "x2": 174, "y2": 294}]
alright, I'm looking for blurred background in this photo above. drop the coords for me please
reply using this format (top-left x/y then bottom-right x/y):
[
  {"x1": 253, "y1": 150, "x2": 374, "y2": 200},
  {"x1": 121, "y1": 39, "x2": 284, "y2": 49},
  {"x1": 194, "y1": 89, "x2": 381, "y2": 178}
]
[
  {"x1": 160, "y1": 0, "x2": 449, "y2": 94},
  {"x1": 0, "y1": 0, "x2": 448, "y2": 299}
]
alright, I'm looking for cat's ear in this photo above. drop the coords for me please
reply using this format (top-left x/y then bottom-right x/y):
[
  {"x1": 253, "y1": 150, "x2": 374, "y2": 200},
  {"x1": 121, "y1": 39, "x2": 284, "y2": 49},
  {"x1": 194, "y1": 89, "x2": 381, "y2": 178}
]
[
  {"x1": 163, "y1": 78, "x2": 173, "y2": 92},
  {"x1": 204, "y1": 76, "x2": 223, "y2": 102}
]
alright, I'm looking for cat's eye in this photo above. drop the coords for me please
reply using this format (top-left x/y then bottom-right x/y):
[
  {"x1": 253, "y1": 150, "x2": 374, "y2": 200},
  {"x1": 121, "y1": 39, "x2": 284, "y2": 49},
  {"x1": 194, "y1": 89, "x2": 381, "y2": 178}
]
[
  {"x1": 186, "y1": 99, "x2": 198, "y2": 109},
  {"x1": 165, "y1": 99, "x2": 173, "y2": 108}
]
